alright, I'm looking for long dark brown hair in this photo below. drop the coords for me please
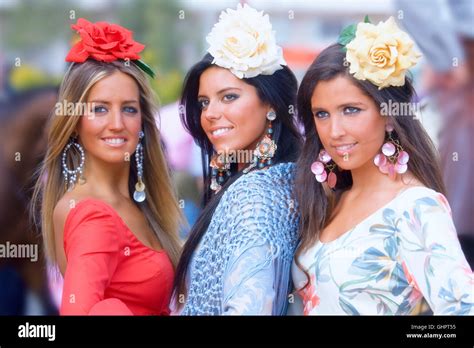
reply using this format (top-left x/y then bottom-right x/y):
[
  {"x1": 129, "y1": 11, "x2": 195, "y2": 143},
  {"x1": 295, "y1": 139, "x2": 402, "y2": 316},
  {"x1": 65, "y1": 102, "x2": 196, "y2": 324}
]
[
  {"x1": 174, "y1": 53, "x2": 302, "y2": 304},
  {"x1": 294, "y1": 44, "x2": 446, "y2": 290}
]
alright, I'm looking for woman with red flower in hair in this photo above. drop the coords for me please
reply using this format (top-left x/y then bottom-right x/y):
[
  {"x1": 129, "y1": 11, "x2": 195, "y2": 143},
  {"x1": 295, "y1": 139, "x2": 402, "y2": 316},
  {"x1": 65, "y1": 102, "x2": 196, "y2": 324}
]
[{"x1": 31, "y1": 18, "x2": 182, "y2": 315}]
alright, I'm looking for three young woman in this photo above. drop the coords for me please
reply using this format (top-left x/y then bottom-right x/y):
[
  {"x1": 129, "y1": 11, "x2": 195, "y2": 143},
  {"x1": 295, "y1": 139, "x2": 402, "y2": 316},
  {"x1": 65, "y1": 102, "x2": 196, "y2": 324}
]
[{"x1": 33, "y1": 9, "x2": 472, "y2": 316}]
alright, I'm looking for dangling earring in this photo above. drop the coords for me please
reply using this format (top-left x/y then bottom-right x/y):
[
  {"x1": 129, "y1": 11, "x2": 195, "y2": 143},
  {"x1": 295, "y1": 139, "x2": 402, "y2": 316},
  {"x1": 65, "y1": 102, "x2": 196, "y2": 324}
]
[
  {"x1": 310, "y1": 149, "x2": 338, "y2": 189},
  {"x1": 62, "y1": 136, "x2": 85, "y2": 192},
  {"x1": 374, "y1": 124, "x2": 410, "y2": 180},
  {"x1": 209, "y1": 152, "x2": 231, "y2": 193},
  {"x1": 133, "y1": 130, "x2": 146, "y2": 203},
  {"x1": 243, "y1": 110, "x2": 278, "y2": 173}
]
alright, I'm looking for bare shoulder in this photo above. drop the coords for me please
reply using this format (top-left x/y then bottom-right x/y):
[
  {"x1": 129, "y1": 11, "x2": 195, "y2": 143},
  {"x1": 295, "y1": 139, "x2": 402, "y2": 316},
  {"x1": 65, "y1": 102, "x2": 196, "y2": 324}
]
[
  {"x1": 53, "y1": 186, "x2": 101, "y2": 228},
  {"x1": 53, "y1": 193, "x2": 76, "y2": 235}
]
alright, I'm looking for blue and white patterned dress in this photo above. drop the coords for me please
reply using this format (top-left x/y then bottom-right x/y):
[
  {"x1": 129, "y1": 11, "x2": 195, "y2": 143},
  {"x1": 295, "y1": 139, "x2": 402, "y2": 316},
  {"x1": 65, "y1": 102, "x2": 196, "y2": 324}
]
[
  {"x1": 291, "y1": 186, "x2": 473, "y2": 315},
  {"x1": 177, "y1": 162, "x2": 299, "y2": 315}
]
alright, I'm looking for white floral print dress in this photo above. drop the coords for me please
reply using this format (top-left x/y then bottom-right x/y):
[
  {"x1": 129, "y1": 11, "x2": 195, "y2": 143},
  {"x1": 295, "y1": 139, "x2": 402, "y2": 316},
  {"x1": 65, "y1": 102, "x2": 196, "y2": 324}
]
[{"x1": 291, "y1": 187, "x2": 473, "y2": 315}]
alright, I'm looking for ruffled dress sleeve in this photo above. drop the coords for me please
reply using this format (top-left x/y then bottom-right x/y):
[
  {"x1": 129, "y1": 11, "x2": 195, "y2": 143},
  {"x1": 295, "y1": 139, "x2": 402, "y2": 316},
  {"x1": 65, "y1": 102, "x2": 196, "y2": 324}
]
[{"x1": 400, "y1": 190, "x2": 474, "y2": 314}]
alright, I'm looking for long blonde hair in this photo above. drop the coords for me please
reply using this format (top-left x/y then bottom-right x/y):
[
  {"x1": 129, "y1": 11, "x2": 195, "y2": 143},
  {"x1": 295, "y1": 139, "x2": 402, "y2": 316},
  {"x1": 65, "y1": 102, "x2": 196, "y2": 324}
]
[{"x1": 31, "y1": 60, "x2": 182, "y2": 268}]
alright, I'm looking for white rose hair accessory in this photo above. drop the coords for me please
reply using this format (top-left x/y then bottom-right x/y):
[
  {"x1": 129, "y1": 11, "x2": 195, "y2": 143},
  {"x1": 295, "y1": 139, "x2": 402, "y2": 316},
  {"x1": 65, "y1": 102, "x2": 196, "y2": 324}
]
[
  {"x1": 338, "y1": 16, "x2": 422, "y2": 89},
  {"x1": 206, "y1": 3, "x2": 287, "y2": 79}
]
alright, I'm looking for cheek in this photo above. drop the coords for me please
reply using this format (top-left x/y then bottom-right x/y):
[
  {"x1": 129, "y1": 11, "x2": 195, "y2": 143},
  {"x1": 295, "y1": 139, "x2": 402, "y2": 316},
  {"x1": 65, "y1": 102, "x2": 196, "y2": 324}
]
[
  {"x1": 236, "y1": 99, "x2": 267, "y2": 131},
  {"x1": 360, "y1": 114, "x2": 386, "y2": 145},
  {"x1": 124, "y1": 115, "x2": 143, "y2": 153},
  {"x1": 77, "y1": 117, "x2": 105, "y2": 140},
  {"x1": 200, "y1": 112, "x2": 209, "y2": 131},
  {"x1": 314, "y1": 120, "x2": 329, "y2": 146},
  {"x1": 124, "y1": 114, "x2": 143, "y2": 134},
  {"x1": 237, "y1": 113, "x2": 266, "y2": 145}
]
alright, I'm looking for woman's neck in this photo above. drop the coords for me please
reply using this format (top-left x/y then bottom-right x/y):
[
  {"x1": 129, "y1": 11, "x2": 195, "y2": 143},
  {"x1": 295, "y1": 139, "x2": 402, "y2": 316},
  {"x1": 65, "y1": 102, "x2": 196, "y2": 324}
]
[
  {"x1": 82, "y1": 156, "x2": 131, "y2": 200},
  {"x1": 349, "y1": 158, "x2": 405, "y2": 195}
]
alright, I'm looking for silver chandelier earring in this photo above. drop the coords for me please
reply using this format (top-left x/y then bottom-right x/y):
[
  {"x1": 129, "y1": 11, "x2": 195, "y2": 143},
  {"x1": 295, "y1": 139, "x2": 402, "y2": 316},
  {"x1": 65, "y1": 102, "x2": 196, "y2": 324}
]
[
  {"x1": 133, "y1": 130, "x2": 146, "y2": 203},
  {"x1": 62, "y1": 136, "x2": 86, "y2": 191}
]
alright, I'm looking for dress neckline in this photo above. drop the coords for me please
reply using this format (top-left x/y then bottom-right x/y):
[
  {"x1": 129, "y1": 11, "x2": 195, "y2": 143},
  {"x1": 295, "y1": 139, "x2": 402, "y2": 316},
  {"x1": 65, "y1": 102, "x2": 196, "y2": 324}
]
[
  {"x1": 318, "y1": 186, "x2": 429, "y2": 245},
  {"x1": 68, "y1": 198, "x2": 166, "y2": 255}
]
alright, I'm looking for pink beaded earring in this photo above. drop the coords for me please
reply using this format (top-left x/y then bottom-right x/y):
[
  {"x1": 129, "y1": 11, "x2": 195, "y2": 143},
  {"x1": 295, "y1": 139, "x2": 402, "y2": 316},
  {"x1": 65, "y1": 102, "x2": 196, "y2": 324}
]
[
  {"x1": 374, "y1": 124, "x2": 410, "y2": 179},
  {"x1": 310, "y1": 149, "x2": 338, "y2": 189}
]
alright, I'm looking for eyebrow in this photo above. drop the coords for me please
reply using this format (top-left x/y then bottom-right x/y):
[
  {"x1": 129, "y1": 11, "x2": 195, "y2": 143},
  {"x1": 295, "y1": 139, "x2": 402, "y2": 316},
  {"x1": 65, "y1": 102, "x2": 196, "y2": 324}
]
[
  {"x1": 198, "y1": 87, "x2": 242, "y2": 98},
  {"x1": 89, "y1": 100, "x2": 139, "y2": 104},
  {"x1": 311, "y1": 102, "x2": 365, "y2": 113}
]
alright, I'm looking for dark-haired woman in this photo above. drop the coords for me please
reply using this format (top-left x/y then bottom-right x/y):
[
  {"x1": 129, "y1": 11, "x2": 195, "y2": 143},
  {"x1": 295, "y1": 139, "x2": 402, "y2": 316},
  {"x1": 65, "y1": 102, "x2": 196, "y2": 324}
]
[
  {"x1": 292, "y1": 17, "x2": 473, "y2": 315},
  {"x1": 173, "y1": 4, "x2": 302, "y2": 315}
]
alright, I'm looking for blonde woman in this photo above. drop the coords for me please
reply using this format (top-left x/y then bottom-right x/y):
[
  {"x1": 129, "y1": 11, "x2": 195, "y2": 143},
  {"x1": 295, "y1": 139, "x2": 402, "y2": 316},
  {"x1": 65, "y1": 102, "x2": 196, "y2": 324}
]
[{"x1": 31, "y1": 18, "x2": 182, "y2": 315}]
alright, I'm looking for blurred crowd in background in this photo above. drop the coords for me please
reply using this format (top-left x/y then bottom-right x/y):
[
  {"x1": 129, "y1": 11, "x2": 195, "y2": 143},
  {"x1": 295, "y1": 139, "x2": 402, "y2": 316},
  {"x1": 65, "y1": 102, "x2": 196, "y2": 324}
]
[{"x1": 0, "y1": 0, "x2": 472, "y2": 315}]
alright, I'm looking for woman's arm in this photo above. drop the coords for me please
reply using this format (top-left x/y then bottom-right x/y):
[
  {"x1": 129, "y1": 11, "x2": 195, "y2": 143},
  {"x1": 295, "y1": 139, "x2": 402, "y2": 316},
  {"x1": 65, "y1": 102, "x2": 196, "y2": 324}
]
[
  {"x1": 401, "y1": 193, "x2": 473, "y2": 315},
  {"x1": 219, "y1": 171, "x2": 297, "y2": 315},
  {"x1": 223, "y1": 242, "x2": 276, "y2": 315}
]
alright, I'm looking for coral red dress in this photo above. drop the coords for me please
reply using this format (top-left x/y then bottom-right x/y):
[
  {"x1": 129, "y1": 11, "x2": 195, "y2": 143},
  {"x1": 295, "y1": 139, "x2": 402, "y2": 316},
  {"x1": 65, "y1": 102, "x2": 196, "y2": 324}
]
[{"x1": 60, "y1": 199, "x2": 174, "y2": 315}]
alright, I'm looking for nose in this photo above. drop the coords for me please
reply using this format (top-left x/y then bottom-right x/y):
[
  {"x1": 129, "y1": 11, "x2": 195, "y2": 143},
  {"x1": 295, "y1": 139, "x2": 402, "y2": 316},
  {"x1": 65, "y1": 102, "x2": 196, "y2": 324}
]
[
  {"x1": 329, "y1": 114, "x2": 346, "y2": 139},
  {"x1": 108, "y1": 107, "x2": 125, "y2": 131},
  {"x1": 202, "y1": 99, "x2": 222, "y2": 121}
]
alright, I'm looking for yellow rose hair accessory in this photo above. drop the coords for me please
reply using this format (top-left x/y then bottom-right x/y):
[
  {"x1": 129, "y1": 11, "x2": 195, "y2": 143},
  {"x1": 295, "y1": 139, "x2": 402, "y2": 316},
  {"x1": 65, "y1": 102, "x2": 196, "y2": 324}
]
[
  {"x1": 206, "y1": 3, "x2": 287, "y2": 79},
  {"x1": 338, "y1": 16, "x2": 422, "y2": 89}
]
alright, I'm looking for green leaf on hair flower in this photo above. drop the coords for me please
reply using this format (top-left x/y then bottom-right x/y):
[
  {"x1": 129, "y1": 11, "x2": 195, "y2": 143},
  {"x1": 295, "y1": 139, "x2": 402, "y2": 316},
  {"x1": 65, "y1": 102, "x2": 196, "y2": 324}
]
[
  {"x1": 337, "y1": 23, "x2": 357, "y2": 51},
  {"x1": 134, "y1": 59, "x2": 156, "y2": 79},
  {"x1": 364, "y1": 15, "x2": 371, "y2": 23}
]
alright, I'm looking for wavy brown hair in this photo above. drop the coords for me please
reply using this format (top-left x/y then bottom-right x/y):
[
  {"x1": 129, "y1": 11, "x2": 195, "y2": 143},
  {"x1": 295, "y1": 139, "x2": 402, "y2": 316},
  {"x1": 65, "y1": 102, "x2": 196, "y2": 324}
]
[{"x1": 294, "y1": 44, "x2": 446, "y2": 290}]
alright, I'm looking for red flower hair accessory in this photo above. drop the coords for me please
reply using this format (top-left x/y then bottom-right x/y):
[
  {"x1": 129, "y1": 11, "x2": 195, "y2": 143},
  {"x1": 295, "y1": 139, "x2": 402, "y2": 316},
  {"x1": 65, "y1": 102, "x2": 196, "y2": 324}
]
[{"x1": 65, "y1": 18, "x2": 155, "y2": 78}]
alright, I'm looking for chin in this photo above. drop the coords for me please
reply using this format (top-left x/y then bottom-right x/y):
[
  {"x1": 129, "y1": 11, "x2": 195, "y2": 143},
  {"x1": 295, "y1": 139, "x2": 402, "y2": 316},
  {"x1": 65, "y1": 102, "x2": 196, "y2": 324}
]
[
  {"x1": 336, "y1": 155, "x2": 375, "y2": 172},
  {"x1": 97, "y1": 153, "x2": 129, "y2": 164},
  {"x1": 333, "y1": 158, "x2": 359, "y2": 171},
  {"x1": 334, "y1": 162, "x2": 353, "y2": 171},
  {"x1": 214, "y1": 142, "x2": 240, "y2": 153}
]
